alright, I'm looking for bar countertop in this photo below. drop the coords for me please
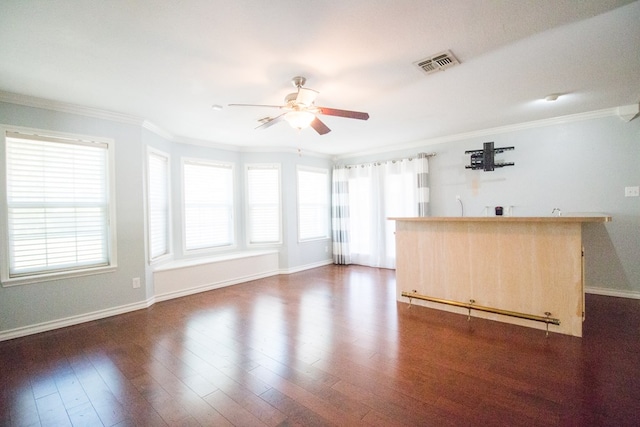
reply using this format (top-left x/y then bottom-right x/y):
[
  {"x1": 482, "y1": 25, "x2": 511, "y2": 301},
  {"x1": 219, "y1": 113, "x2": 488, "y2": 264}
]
[{"x1": 389, "y1": 215, "x2": 612, "y2": 223}]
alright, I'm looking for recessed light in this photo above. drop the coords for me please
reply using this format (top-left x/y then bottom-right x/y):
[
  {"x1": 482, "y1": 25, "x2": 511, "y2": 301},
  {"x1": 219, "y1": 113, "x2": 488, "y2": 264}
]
[{"x1": 544, "y1": 94, "x2": 560, "y2": 102}]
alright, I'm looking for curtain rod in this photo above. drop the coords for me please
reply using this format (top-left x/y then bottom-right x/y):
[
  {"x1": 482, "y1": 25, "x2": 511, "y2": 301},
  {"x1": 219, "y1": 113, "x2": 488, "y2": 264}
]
[{"x1": 337, "y1": 152, "x2": 436, "y2": 169}]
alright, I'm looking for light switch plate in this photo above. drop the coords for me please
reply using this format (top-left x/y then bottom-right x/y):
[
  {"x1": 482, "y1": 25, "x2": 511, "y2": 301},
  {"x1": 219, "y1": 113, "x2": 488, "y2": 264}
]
[{"x1": 625, "y1": 186, "x2": 639, "y2": 197}]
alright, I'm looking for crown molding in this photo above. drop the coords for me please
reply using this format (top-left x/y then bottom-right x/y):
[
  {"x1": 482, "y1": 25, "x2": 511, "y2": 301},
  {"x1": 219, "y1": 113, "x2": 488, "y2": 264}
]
[
  {"x1": 170, "y1": 135, "x2": 331, "y2": 158},
  {"x1": 173, "y1": 135, "x2": 244, "y2": 151},
  {"x1": 142, "y1": 120, "x2": 175, "y2": 141},
  {"x1": 238, "y1": 145, "x2": 331, "y2": 159},
  {"x1": 0, "y1": 90, "x2": 143, "y2": 125},
  {"x1": 616, "y1": 103, "x2": 639, "y2": 122},
  {"x1": 334, "y1": 106, "x2": 622, "y2": 160}
]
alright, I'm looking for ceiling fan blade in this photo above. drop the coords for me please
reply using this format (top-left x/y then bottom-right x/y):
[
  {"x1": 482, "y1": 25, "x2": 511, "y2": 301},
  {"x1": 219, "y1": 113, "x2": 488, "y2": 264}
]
[
  {"x1": 228, "y1": 103, "x2": 284, "y2": 109},
  {"x1": 310, "y1": 117, "x2": 331, "y2": 135},
  {"x1": 295, "y1": 88, "x2": 319, "y2": 107},
  {"x1": 255, "y1": 113, "x2": 287, "y2": 130},
  {"x1": 316, "y1": 107, "x2": 369, "y2": 120}
]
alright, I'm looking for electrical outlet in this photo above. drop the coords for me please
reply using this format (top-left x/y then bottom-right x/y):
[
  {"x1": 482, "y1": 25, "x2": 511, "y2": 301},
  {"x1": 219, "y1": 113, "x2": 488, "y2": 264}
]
[
  {"x1": 132, "y1": 277, "x2": 141, "y2": 288},
  {"x1": 625, "y1": 186, "x2": 639, "y2": 197}
]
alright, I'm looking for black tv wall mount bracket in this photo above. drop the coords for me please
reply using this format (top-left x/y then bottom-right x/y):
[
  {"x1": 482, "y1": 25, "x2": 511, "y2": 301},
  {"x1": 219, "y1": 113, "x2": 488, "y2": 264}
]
[{"x1": 465, "y1": 142, "x2": 514, "y2": 171}]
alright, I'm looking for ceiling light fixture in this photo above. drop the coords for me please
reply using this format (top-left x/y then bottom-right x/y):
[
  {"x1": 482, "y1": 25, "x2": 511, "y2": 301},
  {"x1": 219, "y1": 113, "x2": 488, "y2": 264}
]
[
  {"x1": 285, "y1": 111, "x2": 315, "y2": 130},
  {"x1": 545, "y1": 94, "x2": 561, "y2": 102}
]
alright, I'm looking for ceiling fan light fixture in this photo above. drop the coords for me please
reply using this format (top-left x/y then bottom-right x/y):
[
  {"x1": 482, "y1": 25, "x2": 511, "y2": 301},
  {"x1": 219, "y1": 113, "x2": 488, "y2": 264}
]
[
  {"x1": 229, "y1": 76, "x2": 368, "y2": 135},
  {"x1": 285, "y1": 111, "x2": 315, "y2": 130}
]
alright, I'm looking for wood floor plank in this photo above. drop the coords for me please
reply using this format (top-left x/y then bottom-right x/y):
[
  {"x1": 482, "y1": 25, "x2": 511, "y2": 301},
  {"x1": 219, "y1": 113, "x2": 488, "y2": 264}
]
[
  {"x1": 30, "y1": 375, "x2": 58, "y2": 401},
  {"x1": 35, "y1": 392, "x2": 71, "y2": 427},
  {"x1": 65, "y1": 400, "x2": 104, "y2": 427},
  {"x1": 258, "y1": 388, "x2": 336, "y2": 427},
  {"x1": 203, "y1": 389, "x2": 268, "y2": 427},
  {"x1": 211, "y1": 381, "x2": 286, "y2": 427},
  {"x1": 55, "y1": 372, "x2": 91, "y2": 412},
  {"x1": 252, "y1": 354, "x2": 371, "y2": 420},
  {"x1": 67, "y1": 354, "x2": 131, "y2": 426},
  {"x1": 129, "y1": 372, "x2": 194, "y2": 425},
  {"x1": 249, "y1": 365, "x2": 368, "y2": 426}
]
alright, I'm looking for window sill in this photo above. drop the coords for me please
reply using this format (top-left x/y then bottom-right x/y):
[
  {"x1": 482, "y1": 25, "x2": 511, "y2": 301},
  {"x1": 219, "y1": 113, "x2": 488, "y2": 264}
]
[
  {"x1": 1, "y1": 265, "x2": 118, "y2": 287},
  {"x1": 298, "y1": 236, "x2": 330, "y2": 244},
  {"x1": 152, "y1": 250, "x2": 278, "y2": 273}
]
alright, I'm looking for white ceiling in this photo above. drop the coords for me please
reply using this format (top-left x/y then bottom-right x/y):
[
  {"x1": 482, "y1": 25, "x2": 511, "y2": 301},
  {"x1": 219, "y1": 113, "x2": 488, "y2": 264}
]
[{"x1": 1, "y1": 0, "x2": 639, "y2": 157}]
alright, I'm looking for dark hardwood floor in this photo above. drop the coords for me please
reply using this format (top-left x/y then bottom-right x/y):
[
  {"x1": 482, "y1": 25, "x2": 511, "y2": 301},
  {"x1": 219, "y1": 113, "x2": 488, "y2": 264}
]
[{"x1": 1, "y1": 265, "x2": 639, "y2": 426}]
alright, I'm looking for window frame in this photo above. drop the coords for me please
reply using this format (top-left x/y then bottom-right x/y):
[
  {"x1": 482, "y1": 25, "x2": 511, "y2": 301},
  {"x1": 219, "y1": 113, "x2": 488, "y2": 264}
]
[
  {"x1": 181, "y1": 157, "x2": 236, "y2": 254},
  {"x1": 245, "y1": 163, "x2": 282, "y2": 246},
  {"x1": 0, "y1": 125, "x2": 118, "y2": 287},
  {"x1": 296, "y1": 165, "x2": 330, "y2": 242},
  {"x1": 146, "y1": 147, "x2": 172, "y2": 264}
]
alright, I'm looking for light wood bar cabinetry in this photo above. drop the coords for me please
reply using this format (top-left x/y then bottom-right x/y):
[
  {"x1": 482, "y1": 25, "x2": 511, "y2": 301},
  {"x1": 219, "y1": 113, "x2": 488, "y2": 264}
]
[{"x1": 391, "y1": 216, "x2": 611, "y2": 337}]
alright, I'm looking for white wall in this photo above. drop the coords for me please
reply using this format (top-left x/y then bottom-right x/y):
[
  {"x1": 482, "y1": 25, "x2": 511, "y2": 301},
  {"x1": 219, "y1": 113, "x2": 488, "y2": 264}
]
[{"x1": 338, "y1": 113, "x2": 640, "y2": 296}]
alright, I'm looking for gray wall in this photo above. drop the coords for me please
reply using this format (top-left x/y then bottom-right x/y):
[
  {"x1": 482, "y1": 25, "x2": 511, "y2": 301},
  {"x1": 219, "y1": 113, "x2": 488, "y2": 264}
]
[
  {"x1": 338, "y1": 114, "x2": 640, "y2": 295},
  {"x1": 0, "y1": 102, "x2": 148, "y2": 332}
]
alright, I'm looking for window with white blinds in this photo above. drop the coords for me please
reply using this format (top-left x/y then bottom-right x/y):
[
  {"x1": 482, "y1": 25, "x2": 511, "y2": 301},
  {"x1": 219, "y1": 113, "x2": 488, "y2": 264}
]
[
  {"x1": 3, "y1": 130, "x2": 114, "y2": 280},
  {"x1": 147, "y1": 149, "x2": 170, "y2": 261},
  {"x1": 246, "y1": 164, "x2": 281, "y2": 245},
  {"x1": 183, "y1": 160, "x2": 234, "y2": 251},
  {"x1": 297, "y1": 166, "x2": 329, "y2": 241}
]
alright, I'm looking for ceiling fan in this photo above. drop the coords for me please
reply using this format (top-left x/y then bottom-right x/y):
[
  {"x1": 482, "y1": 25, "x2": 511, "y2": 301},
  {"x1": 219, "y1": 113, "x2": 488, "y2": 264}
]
[{"x1": 229, "y1": 76, "x2": 369, "y2": 135}]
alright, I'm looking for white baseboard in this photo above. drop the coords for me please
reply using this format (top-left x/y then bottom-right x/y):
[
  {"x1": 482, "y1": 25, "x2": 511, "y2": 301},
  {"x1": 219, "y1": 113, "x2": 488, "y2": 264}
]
[
  {"x1": 0, "y1": 297, "x2": 155, "y2": 342},
  {"x1": 585, "y1": 287, "x2": 640, "y2": 300},
  {"x1": 280, "y1": 259, "x2": 333, "y2": 275}
]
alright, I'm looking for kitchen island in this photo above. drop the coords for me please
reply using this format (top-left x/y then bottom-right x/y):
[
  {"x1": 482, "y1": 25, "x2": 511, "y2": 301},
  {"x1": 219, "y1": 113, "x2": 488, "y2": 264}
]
[{"x1": 390, "y1": 216, "x2": 611, "y2": 337}]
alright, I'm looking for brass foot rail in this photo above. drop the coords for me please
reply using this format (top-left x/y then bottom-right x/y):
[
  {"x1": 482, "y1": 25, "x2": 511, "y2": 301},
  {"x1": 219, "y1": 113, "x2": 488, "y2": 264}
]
[{"x1": 401, "y1": 290, "x2": 560, "y2": 336}]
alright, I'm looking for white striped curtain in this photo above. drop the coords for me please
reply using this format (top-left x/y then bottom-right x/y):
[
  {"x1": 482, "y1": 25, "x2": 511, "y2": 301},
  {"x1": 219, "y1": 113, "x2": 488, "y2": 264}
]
[
  {"x1": 331, "y1": 154, "x2": 430, "y2": 268},
  {"x1": 331, "y1": 166, "x2": 351, "y2": 264},
  {"x1": 417, "y1": 152, "x2": 430, "y2": 217}
]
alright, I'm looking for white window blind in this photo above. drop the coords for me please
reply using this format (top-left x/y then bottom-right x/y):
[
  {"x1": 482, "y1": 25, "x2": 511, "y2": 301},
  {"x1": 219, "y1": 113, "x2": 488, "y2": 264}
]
[
  {"x1": 147, "y1": 150, "x2": 170, "y2": 260},
  {"x1": 297, "y1": 167, "x2": 329, "y2": 241},
  {"x1": 183, "y1": 160, "x2": 234, "y2": 251},
  {"x1": 5, "y1": 132, "x2": 111, "y2": 278},
  {"x1": 246, "y1": 164, "x2": 281, "y2": 244}
]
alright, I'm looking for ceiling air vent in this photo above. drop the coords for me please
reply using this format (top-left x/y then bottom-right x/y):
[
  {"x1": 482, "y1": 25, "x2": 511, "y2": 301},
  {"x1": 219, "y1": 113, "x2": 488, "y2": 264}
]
[{"x1": 414, "y1": 50, "x2": 460, "y2": 75}]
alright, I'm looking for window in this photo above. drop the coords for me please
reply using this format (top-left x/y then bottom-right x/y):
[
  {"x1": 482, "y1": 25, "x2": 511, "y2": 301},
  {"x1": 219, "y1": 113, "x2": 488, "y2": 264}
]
[
  {"x1": 147, "y1": 148, "x2": 170, "y2": 261},
  {"x1": 297, "y1": 166, "x2": 329, "y2": 241},
  {"x1": 246, "y1": 164, "x2": 281, "y2": 245},
  {"x1": 182, "y1": 159, "x2": 234, "y2": 251},
  {"x1": 1, "y1": 128, "x2": 115, "y2": 284}
]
